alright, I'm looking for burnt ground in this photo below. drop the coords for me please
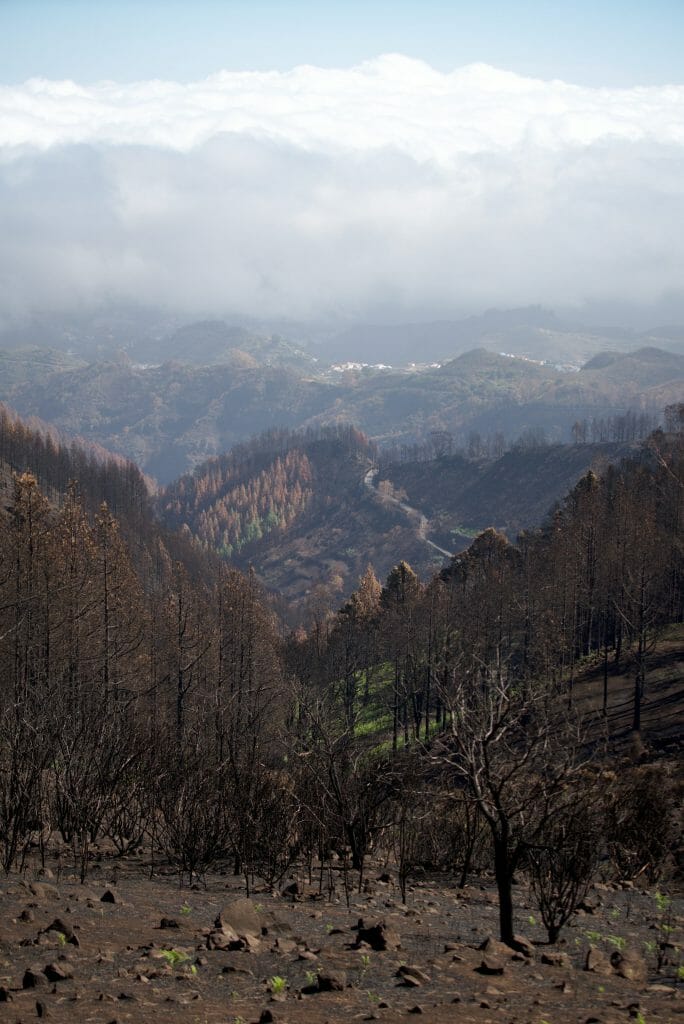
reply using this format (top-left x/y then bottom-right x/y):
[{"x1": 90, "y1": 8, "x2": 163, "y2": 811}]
[
  {"x1": 1, "y1": 633, "x2": 682, "y2": 1024},
  {"x1": 0, "y1": 852, "x2": 681, "y2": 1024}
]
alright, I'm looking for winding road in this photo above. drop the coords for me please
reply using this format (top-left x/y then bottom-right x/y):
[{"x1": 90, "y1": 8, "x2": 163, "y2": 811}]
[{"x1": 363, "y1": 467, "x2": 454, "y2": 560}]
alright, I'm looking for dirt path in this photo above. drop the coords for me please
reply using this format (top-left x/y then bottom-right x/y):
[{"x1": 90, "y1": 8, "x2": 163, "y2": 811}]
[{"x1": 364, "y1": 467, "x2": 454, "y2": 560}]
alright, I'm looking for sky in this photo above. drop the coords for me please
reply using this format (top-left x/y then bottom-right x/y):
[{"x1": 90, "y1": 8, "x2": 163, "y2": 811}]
[{"x1": 1, "y1": 0, "x2": 683, "y2": 326}]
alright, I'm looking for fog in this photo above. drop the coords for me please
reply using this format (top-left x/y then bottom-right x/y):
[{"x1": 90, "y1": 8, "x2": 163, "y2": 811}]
[{"x1": 1, "y1": 56, "x2": 683, "y2": 324}]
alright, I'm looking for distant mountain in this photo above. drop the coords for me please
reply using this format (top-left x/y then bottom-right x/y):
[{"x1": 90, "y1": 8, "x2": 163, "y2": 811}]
[
  {"x1": 133, "y1": 319, "x2": 318, "y2": 370},
  {"x1": 1, "y1": 343, "x2": 681, "y2": 483},
  {"x1": 319, "y1": 306, "x2": 638, "y2": 366}
]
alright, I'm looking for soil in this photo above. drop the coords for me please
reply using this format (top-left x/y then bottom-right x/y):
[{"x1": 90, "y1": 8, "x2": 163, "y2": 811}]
[{"x1": 0, "y1": 853, "x2": 681, "y2": 1024}]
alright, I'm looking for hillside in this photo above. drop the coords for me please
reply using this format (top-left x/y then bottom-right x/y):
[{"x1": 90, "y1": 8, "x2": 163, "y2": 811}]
[
  {"x1": 384, "y1": 441, "x2": 641, "y2": 545},
  {"x1": 159, "y1": 426, "x2": 439, "y2": 612},
  {"x1": 1, "y1": 341, "x2": 680, "y2": 483}
]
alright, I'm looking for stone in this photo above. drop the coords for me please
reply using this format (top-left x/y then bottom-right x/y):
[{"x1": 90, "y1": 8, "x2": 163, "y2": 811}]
[
  {"x1": 215, "y1": 898, "x2": 261, "y2": 936},
  {"x1": 541, "y1": 951, "x2": 571, "y2": 968},
  {"x1": 36, "y1": 999, "x2": 49, "y2": 1018},
  {"x1": 43, "y1": 963, "x2": 72, "y2": 983},
  {"x1": 281, "y1": 881, "x2": 300, "y2": 900},
  {"x1": 354, "y1": 920, "x2": 401, "y2": 951},
  {"x1": 396, "y1": 965, "x2": 431, "y2": 987},
  {"x1": 159, "y1": 918, "x2": 179, "y2": 929},
  {"x1": 19, "y1": 908, "x2": 35, "y2": 922},
  {"x1": 206, "y1": 924, "x2": 240, "y2": 950},
  {"x1": 44, "y1": 918, "x2": 79, "y2": 946},
  {"x1": 476, "y1": 957, "x2": 505, "y2": 975},
  {"x1": 317, "y1": 970, "x2": 346, "y2": 991},
  {"x1": 611, "y1": 950, "x2": 647, "y2": 985},
  {"x1": 585, "y1": 948, "x2": 612, "y2": 975},
  {"x1": 28, "y1": 882, "x2": 60, "y2": 901},
  {"x1": 0, "y1": 986, "x2": 11, "y2": 1001},
  {"x1": 23, "y1": 967, "x2": 47, "y2": 989},
  {"x1": 100, "y1": 890, "x2": 117, "y2": 904},
  {"x1": 407, "y1": 1005, "x2": 423, "y2": 1014}
]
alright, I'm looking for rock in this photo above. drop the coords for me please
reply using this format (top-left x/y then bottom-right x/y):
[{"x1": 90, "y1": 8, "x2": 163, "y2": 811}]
[
  {"x1": 377, "y1": 873, "x2": 393, "y2": 884},
  {"x1": 585, "y1": 948, "x2": 612, "y2": 975},
  {"x1": 396, "y1": 965, "x2": 430, "y2": 987},
  {"x1": 215, "y1": 898, "x2": 261, "y2": 936},
  {"x1": 36, "y1": 999, "x2": 49, "y2": 1017},
  {"x1": 19, "y1": 908, "x2": 35, "y2": 922},
  {"x1": 0, "y1": 986, "x2": 11, "y2": 1001},
  {"x1": 23, "y1": 967, "x2": 46, "y2": 989},
  {"x1": 159, "y1": 918, "x2": 179, "y2": 929},
  {"x1": 259, "y1": 1010, "x2": 276, "y2": 1023},
  {"x1": 28, "y1": 882, "x2": 60, "y2": 901},
  {"x1": 408, "y1": 1005, "x2": 423, "y2": 1014},
  {"x1": 476, "y1": 957, "x2": 505, "y2": 975},
  {"x1": 273, "y1": 937, "x2": 296, "y2": 954},
  {"x1": 611, "y1": 950, "x2": 647, "y2": 985},
  {"x1": 206, "y1": 924, "x2": 240, "y2": 950},
  {"x1": 317, "y1": 970, "x2": 346, "y2": 991},
  {"x1": 43, "y1": 918, "x2": 79, "y2": 946},
  {"x1": 354, "y1": 920, "x2": 401, "y2": 951},
  {"x1": 281, "y1": 881, "x2": 300, "y2": 900},
  {"x1": 100, "y1": 889, "x2": 117, "y2": 904},
  {"x1": 541, "y1": 951, "x2": 571, "y2": 968},
  {"x1": 512, "y1": 934, "x2": 535, "y2": 957},
  {"x1": 43, "y1": 963, "x2": 72, "y2": 983},
  {"x1": 479, "y1": 934, "x2": 533, "y2": 958}
]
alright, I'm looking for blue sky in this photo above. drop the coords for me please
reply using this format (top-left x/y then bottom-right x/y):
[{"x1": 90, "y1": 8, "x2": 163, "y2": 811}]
[{"x1": 1, "y1": 0, "x2": 683, "y2": 86}]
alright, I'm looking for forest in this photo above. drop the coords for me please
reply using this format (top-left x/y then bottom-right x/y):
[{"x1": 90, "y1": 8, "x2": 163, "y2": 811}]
[{"x1": 0, "y1": 403, "x2": 681, "y2": 954}]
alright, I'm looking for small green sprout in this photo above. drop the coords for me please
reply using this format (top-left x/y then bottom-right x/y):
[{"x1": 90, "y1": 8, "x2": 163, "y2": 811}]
[
  {"x1": 56, "y1": 931, "x2": 67, "y2": 947},
  {"x1": 180, "y1": 901, "x2": 192, "y2": 915},
  {"x1": 606, "y1": 934, "x2": 626, "y2": 951},
  {"x1": 655, "y1": 891, "x2": 671, "y2": 913},
  {"x1": 161, "y1": 948, "x2": 190, "y2": 967},
  {"x1": 190, "y1": 963, "x2": 198, "y2": 976},
  {"x1": 269, "y1": 975, "x2": 287, "y2": 995},
  {"x1": 584, "y1": 930, "x2": 602, "y2": 944},
  {"x1": 325, "y1": 922, "x2": 334, "y2": 934},
  {"x1": 528, "y1": 914, "x2": 536, "y2": 927},
  {"x1": 609, "y1": 907, "x2": 621, "y2": 921},
  {"x1": 677, "y1": 965, "x2": 684, "y2": 983},
  {"x1": 304, "y1": 969, "x2": 318, "y2": 987}
]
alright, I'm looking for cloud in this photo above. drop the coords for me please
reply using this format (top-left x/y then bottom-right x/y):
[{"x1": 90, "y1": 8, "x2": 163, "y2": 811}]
[{"x1": 0, "y1": 56, "x2": 683, "y2": 321}]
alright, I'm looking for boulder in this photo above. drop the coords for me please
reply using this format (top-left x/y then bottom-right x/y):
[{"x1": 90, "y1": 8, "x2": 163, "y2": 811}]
[
  {"x1": 611, "y1": 950, "x2": 647, "y2": 985},
  {"x1": 396, "y1": 964, "x2": 431, "y2": 987},
  {"x1": 585, "y1": 947, "x2": 612, "y2": 975},
  {"x1": 215, "y1": 898, "x2": 261, "y2": 936},
  {"x1": 354, "y1": 920, "x2": 401, "y2": 951},
  {"x1": 317, "y1": 970, "x2": 346, "y2": 991}
]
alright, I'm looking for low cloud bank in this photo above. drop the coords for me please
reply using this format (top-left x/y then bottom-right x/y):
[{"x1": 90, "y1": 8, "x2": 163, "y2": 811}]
[{"x1": 1, "y1": 56, "x2": 683, "y2": 320}]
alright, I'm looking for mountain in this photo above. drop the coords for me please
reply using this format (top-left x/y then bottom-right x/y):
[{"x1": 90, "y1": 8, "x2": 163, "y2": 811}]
[
  {"x1": 0, "y1": 322, "x2": 681, "y2": 484},
  {"x1": 159, "y1": 425, "x2": 436, "y2": 612},
  {"x1": 319, "y1": 306, "x2": 635, "y2": 366},
  {"x1": 382, "y1": 441, "x2": 642, "y2": 547}
]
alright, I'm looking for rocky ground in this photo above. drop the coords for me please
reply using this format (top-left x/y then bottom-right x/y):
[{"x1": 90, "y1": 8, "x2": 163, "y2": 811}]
[{"x1": 0, "y1": 852, "x2": 681, "y2": 1024}]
